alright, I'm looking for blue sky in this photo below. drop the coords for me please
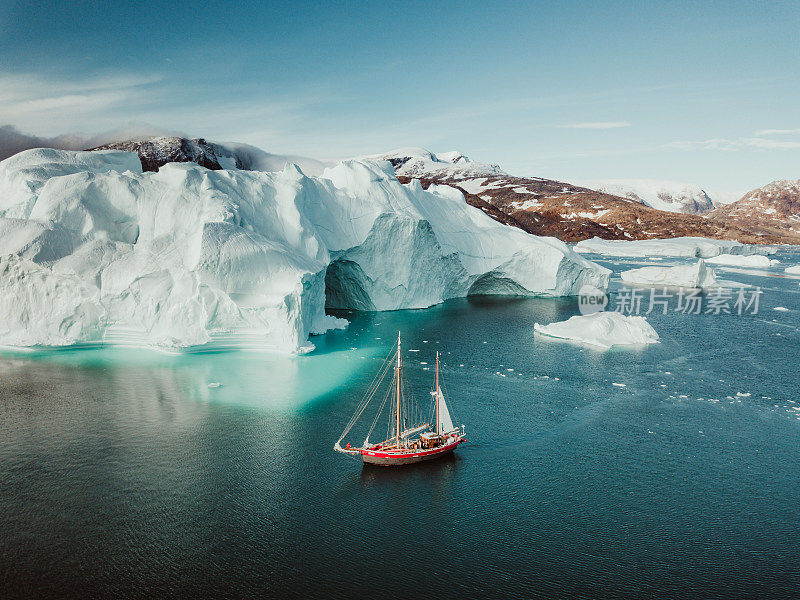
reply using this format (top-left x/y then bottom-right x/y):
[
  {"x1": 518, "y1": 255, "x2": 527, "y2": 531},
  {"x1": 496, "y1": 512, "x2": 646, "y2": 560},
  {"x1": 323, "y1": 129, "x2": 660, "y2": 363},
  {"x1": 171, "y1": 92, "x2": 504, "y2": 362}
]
[{"x1": 1, "y1": 0, "x2": 798, "y2": 193}]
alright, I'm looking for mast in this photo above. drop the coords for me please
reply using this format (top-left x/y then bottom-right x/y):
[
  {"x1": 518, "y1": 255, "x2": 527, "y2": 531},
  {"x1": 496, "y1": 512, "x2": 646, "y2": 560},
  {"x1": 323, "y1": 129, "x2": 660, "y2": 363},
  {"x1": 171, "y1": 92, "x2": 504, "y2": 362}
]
[
  {"x1": 395, "y1": 332, "x2": 401, "y2": 448},
  {"x1": 435, "y1": 351, "x2": 440, "y2": 435}
]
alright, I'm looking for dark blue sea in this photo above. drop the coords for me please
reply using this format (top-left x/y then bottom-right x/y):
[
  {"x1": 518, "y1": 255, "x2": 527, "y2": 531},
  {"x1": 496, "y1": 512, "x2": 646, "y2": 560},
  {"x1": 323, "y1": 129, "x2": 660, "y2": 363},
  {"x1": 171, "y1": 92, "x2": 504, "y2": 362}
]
[{"x1": 2, "y1": 249, "x2": 800, "y2": 599}]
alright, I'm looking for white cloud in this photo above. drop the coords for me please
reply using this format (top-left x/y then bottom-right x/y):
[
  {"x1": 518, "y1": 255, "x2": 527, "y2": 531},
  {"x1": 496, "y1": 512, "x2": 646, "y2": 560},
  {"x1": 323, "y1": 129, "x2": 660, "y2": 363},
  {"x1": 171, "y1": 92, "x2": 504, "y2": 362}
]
[
  {"x1": 0, "y1": 70, "x2": 165, "y2": 134},
  {"x1": 666, "y1": 138, "x2": 743, "y2": 151},
  {"x1": 754, "y1": 128, "x2": 800, "y2": 136},
  {"x1": 745, "y1": 137, "x2": 800, "y2": 149},
  {"x1": 558, "y1": 121, "x2": 631, "y2": 130},
  {"x1": 668, "y1": 134, "x2": 800, "y2": 151}
]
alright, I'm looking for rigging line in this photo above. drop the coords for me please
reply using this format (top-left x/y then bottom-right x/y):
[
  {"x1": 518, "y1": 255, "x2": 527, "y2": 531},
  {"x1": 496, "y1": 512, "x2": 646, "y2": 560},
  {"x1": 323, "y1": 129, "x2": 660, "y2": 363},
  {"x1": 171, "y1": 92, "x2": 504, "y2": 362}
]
[
  {"x1": 338, "y1": 346, "x2": 396, "y2": 440},
  {"x1": 357, "y1": 346, "x2": 395, "y2": 411},
  {"x1": 366, "y1": 380, "x2": 393, "y2": 442}
]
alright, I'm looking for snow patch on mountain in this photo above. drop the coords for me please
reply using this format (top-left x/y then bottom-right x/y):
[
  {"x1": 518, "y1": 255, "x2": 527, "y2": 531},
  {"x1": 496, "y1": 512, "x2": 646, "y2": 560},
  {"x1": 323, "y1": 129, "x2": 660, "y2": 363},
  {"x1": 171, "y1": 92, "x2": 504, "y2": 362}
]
[
  {"x1": 578, "y1": 179, "x2": 716, "y2": 214},
  {"x1": 359, "y1": 147, "x2": 504, "y2": 179}
]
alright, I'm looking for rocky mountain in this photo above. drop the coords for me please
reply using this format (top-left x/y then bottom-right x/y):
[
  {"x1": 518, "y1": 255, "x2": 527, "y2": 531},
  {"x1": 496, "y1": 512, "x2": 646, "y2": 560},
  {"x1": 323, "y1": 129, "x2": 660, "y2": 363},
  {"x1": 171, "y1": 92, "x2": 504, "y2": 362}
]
[
  {"x1": 708, "y1": 179, "x2": 800, "y2": 238},
  {"x1": 89, "y1": 136, "x2": 330, "y2": 175},
  {"x1": 89, "y1": 137, "x2": 241, "y2": 172},
  {"x1": 576, "y1": 179, "x2": 716, "y2": 214},
  {"x1": 375, "y1": 149, "x2": 797, "y2": 244}
]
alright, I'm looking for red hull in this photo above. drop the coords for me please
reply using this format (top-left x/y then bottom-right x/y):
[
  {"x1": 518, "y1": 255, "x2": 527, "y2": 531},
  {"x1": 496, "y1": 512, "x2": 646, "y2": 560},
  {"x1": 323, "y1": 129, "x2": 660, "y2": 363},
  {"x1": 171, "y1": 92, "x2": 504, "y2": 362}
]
[{"x1": 360, "y1": 436, "x2": 464, "y2": 466}]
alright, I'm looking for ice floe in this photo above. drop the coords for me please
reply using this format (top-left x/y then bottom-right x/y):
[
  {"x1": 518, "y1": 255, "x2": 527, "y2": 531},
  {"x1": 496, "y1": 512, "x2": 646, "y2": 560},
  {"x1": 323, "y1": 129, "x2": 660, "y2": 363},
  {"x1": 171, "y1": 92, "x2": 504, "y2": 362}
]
[
  {"x1": 534, "y1": 311, "x2": 660, "y2": 349},
  {"x1": 704, "y1": 254, "x2": 778, "y2": 268},
  {"x1": 575, "y1": 236, "x2": 775, "y2": 258},
  {"x1": 620, "y1": 259, "x2": 717, "y2": 288}
]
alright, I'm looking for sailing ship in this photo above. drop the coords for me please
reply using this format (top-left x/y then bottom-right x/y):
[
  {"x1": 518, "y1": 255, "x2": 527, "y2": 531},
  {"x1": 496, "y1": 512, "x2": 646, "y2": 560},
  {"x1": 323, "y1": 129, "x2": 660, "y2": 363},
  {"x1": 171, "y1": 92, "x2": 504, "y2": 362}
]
[{"x1": 334, "y1": 332, "x2": 466, "y2": 466}]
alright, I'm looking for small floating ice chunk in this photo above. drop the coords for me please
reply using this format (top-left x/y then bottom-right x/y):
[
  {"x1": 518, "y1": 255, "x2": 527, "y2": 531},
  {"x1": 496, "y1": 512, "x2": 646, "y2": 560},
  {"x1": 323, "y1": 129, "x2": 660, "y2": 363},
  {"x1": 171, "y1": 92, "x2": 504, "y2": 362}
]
[
  {"x1": 408, "y1": 349, "x2": 420, "y2": 352},
  {"x1": 736, "y1": 392, "x2": 751, "y2": 397},
  {"x1": 534, "y1": 312, "x2": 659, "y2": 349},
  {"x1": 612, "y1": 382, "x2": 626, "y2": 387},
  {"x1": 774, "y1": 306, "x2": 789, "y2": 312},
  {"x1": 420, "y1": 361, "x2": 428, "y2": 365},
  {"x1": 705, "y1": 254, "x2": 777, "y2": 268},
  {"x1": 621, "y1": 260, "x2": 717, "y2": 288},
  {"x1": 207, "y1": 382, "x2": 221, "y2": 388}
]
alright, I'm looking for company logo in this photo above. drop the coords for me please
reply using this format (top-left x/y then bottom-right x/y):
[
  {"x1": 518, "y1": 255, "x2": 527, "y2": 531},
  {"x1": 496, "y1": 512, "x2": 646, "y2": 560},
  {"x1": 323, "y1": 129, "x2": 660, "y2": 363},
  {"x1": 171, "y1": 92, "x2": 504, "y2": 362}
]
[{"x1": 578, "y1": 284, "x2": 608, "y2": 315}]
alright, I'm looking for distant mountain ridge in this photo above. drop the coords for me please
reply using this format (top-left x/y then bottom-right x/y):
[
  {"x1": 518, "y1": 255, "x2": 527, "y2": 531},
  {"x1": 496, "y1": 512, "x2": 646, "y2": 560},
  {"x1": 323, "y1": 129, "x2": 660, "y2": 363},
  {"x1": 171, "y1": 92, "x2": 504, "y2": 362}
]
[{"x1": 82, "y1": 137, "x2": 799, "y2": 245}]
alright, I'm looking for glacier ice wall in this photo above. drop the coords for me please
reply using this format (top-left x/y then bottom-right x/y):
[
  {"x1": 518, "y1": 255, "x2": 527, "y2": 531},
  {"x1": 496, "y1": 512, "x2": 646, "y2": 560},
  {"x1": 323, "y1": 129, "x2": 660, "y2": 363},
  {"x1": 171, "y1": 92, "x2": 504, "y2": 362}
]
[{"x1": 0, "y1": 149, "x2": 609, "y2": 352}]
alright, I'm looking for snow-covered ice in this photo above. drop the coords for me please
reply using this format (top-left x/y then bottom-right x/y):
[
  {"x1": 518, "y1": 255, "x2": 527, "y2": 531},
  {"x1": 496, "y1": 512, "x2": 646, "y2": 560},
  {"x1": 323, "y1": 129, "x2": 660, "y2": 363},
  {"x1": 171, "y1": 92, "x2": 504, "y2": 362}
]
[
  {"x1": 575, "y1": 236, "x2": 775, "y2": 258},
  {"x1": 534, "y1": 311, "x2": 660, "y2": 349},
  {"x1": 0, "y1": 149, "x2": 609, "y2": 352},
  {"x1": 704, "y1": 254, "x2": 778, "y2": 268},
  {"x1": 620, "y1": 260, "x2": 717, "y2": 288},
  {"x1": 784, "y1": 265, "x2": 800, "y2": 274}
]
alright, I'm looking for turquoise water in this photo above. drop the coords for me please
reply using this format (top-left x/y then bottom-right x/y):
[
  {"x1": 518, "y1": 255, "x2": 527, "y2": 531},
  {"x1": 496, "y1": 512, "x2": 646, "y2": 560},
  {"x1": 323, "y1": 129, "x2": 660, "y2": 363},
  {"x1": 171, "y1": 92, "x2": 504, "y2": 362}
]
[{"x1": 2, "y1": 249, "x2": 800, "y2": 599}]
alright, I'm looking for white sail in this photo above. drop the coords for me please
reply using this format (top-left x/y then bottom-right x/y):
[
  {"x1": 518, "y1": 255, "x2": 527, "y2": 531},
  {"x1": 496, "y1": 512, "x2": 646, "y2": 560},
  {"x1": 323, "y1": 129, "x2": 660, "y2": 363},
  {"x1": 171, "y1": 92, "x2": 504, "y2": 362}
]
[{"x1": 436, "y1": 390, "x2": 454, "y2": 433}]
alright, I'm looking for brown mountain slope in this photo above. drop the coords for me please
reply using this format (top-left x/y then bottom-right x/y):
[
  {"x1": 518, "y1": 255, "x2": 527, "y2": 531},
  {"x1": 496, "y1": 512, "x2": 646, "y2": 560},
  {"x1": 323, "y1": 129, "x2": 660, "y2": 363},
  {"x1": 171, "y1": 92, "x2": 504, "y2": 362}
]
[
  {"x1": 708, "y1": 179, "x2": 800, "y2": 239},
  {"x1": 400, "y1": 173, "x2": 799, "y2": 245}
]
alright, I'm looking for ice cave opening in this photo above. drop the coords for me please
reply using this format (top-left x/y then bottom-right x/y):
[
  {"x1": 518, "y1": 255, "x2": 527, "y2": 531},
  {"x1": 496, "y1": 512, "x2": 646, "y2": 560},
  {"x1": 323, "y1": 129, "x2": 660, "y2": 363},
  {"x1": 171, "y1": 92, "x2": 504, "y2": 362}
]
[
  {"x1": 324, "y1": 258, "x2": 376, "y2": 311},
  {"x1": 466, "y1": 272, "x2": 531, "y2": 297}
]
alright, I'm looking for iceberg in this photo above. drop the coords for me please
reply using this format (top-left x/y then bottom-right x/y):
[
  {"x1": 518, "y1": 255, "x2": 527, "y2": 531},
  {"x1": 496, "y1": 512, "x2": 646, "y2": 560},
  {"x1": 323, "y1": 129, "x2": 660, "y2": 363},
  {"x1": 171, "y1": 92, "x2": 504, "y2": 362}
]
[
  {"x1": 704, "y1": 254, "x2": 778, "y2": 268},
  {"x1": 785, "y1": 265, "x2": 800, "y2": 275},
  {"x1": 0, "y1": 149, "x2": 609, "y2": 352},
  {"x1": 534, "y1": 311, "x2": 660, "y2": 349},
  {"x1": 574, "y1": 236, "x2": 776, "y2": 258},
  {"x1": 620, "y1": 260, "x2": 717, "y2": 289}
]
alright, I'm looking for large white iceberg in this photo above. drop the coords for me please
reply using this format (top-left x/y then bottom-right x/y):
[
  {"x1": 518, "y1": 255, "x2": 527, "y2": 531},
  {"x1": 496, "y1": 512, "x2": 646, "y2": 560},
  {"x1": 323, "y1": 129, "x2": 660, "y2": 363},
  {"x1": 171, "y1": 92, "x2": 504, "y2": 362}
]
[
  {"x1": 534, "y1": 311, "x2": 660, "y2": 349},
  {"x1": 574, "y1": 236, "x2": 776, "y2": 258},
  {"x1": 620, "y1": 260, "x2": 717, "y2": 288},
  {"x1": 785, "y1": 265, "x2": 800, "y2": 275},
  {"x1": 705, "y1": 254, "x2": 778, "y2": 268},
  {"x1": 0, "y1": 149, "x2": 609, "y2": 352}
]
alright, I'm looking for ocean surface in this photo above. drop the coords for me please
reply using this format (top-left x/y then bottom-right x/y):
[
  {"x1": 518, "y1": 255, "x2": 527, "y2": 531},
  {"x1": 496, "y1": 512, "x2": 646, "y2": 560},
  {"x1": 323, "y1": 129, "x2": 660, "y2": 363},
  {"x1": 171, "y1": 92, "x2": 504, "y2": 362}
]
[{"x1": 2, "y1": 249, "x2": 800, "y2": 599}]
